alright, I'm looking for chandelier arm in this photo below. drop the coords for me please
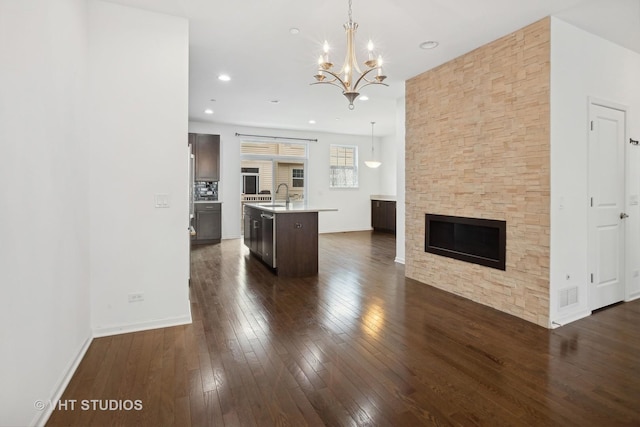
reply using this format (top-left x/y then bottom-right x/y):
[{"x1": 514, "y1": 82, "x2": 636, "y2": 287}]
[
  {"x1": 353, "y1": 81, "x2": 389, "y2": 91},
  {"x1": 314, "y1": 69, "x2": 350, "y2": 92},
  {"x1": 310, "y1": 81, "x2": 351, "y2": 92},
  {"x1": 351, "y1": 67, "x2": 381, "y2": 92}
]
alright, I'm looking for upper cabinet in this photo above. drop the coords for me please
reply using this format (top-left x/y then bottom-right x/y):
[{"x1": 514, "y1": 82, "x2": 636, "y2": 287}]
[{"x1": 190, "y1": 133, "x2": 220, "y2": 181}]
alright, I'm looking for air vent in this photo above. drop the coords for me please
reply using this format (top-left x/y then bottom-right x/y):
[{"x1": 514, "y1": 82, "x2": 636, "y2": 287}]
[{"x1": 559, "y1": 286, "x2": 579, "y2": 308}]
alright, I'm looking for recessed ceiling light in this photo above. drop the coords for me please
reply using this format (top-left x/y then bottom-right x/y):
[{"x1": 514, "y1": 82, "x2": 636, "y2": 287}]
[
  {"x1": 360, "y1": 95, "x2": 369, "y2": 101},
  {"x1": 419, "y1": 41, "x2": 439, "y2": 50},
  {"x1": 289, "y1": 28, "x2": 300, "y2": 35},
  {"x1": 204, "y1": 109, "x2": 214, "y2": 114},
  {"x1": 218, "y1": 74, "x2": 231, "y2": 82},
  {"x1": 308, "y1": 120, "x2": 316, "y2": 124}
]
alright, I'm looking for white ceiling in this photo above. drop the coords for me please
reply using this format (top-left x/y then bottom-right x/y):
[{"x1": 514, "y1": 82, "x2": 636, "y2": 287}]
[{"x1": 105, "y1": 0, "x2": 640, "y2": 137}]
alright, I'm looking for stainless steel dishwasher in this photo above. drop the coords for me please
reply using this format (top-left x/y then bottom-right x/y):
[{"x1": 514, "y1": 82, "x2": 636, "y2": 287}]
[{"x1": 260, "y1": 213, "x2": 275, "y2": 268}]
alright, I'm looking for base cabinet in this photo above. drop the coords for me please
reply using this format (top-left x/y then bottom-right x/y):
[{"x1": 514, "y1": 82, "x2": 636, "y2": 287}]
[
  {"x1": 276, "y1": 212, "x2": 318, "y2": 277},
  {"x1": 243, "y1": 206, "x2": 318, "y2": 277},
  {"x1": 193, "y1": 203, "x2": 221, "y2": 244},
  {"x1": 371, "y1": 200, "x2": 396, "y2": 233},
  {"x1": 261, "y1": 213, "x2": 274, "y2": 267},
  {"x1": 244, "y1": 206, "x2": 262, "y2": 256}
]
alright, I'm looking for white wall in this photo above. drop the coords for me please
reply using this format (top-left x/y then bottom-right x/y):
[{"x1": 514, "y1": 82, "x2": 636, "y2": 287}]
[
  {"x1": 189, "y1": 122, "x2": 386, "y2": 237},
  {"x1": 0, "y1": 1, "x2": 91, "y2": 426},
  {"x1": 89, "y1": 1, "x2": 191, "y2": 334},
  {"x1": 395, "y1": 94, "x2": 406, "y2": 264},
  {"x1": 379, "y1": 134, "x2": 397, "y2": 195},
  {"x1": 550, "y1": 17, "x2": 640, "y2": 325}
]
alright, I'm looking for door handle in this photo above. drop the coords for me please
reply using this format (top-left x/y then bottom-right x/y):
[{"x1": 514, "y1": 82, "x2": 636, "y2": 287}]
[{"x1": 620, "y1": 212, "x2": 629, "y2": 219}]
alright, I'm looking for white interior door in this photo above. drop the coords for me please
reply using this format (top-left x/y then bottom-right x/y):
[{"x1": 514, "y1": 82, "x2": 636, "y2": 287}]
[{"x1": 588, "y1": 103, "x2": 626, "y2": 311}]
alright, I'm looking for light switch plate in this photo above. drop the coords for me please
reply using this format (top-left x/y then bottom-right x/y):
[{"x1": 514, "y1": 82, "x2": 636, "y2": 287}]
[
  {"x1": 154, "y1": 193, "x2": 170, "y2": 208},
  {"x1": 630, "y1": 195, "x2": 638, "y2": 206}
]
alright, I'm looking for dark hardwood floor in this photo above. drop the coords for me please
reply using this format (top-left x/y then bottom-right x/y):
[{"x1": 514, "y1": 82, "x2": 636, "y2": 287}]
[{"x1": 47, "y1": 231, "x2": 640, "y2": 426}]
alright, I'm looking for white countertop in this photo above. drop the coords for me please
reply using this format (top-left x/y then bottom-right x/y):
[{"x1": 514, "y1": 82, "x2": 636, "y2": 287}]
[
  {"x1": 370, "y1": 195, "x2": 397, "y2": 201},
  {"x1": 245, "y1": 202, "x2": 338, "y2": 214},
  {"x1": 194, "y1": 200, "x2": 222, "y2": 204}
]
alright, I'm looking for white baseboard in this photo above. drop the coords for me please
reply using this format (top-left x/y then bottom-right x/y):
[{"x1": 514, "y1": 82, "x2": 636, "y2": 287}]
[
  {"x1": 34, "y1": 314, "x2": 193, "y2": 425},
  {"x1": 222, "y1": 234, "x2": 241, "y2": 240},
  {"x1": 34, "y1": 334, "x2": 93, "y2": 427},
  {"x1": 549, "y1": 310, "x2": 591, "y2": 328},
  {"x1": 92, "y1": 314, "x2": 192, "y2": 338},
  {"x1": 626, "y1": 292, "x2": 640, "y2": 302},
  {"x1": 319, "y1": 227, "x2": 372, "y2": 234},
  {"x1": 394, "y1": 257, "x2": 405, "y2": 264}
]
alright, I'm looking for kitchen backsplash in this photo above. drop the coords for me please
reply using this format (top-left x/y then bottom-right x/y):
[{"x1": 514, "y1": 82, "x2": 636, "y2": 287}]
[{"x1": 194, "y1": 181, "x2": 218, "y2": 201}]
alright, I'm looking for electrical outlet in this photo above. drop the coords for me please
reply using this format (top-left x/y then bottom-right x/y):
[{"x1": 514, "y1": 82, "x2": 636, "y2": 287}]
[{"x1": 128, "y1": 293, "x2": 144, "y2": 303}]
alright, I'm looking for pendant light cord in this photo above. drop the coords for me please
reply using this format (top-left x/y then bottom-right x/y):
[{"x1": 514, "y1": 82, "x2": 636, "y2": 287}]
[{"x1": 371, "y1": 121, "x2": 375, "y2": 155}]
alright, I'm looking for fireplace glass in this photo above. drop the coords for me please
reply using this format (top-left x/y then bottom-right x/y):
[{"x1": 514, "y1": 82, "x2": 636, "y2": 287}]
[{"x1": 425, "y1": 214, "x2": 506, "y2": 270}]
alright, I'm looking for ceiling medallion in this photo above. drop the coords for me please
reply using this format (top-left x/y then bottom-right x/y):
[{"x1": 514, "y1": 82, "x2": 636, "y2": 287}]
[{"x1": 312, "y1": 0, "x2": 388, "y2": 110}]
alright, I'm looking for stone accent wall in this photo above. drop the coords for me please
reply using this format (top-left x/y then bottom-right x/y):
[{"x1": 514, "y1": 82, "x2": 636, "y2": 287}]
[{"x1": 405, "y1": 18, "x2": 550, "y2": 327}]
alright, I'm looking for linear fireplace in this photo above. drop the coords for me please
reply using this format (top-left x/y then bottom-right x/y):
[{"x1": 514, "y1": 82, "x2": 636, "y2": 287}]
[{"x1": 425, "y1": 214, "x2": 506, "y2": 270}]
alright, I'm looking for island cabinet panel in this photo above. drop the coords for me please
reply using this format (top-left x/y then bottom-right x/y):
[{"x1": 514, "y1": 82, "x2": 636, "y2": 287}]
[
  {"x1": 276, "y1": 212, "x2": 318, "y2": 277},
  {"x1": 243, "y1": 213, "x2": 251, "y2": 248},
  {"x1": 243, "y1": 206, "x2": 262, "y2": 255}
]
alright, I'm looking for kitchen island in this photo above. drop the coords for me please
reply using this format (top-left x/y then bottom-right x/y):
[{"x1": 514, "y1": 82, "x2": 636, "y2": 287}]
[{"x1": 243, "y1": 202, "x2": 337, "y2": 277}]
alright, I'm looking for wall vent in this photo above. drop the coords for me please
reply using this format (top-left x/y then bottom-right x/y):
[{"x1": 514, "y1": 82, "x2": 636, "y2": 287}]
[{"x1": 559, "y1": 286, "x2": 579, "y2": 308}]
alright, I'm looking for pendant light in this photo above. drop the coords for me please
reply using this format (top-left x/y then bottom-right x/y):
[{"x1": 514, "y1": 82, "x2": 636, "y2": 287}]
[{"x1": 364, "y1": 121, "x2": 381, "y2": 168}]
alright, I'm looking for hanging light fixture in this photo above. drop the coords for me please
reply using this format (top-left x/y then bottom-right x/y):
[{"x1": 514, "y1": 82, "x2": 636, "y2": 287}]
[
  {"x1": 312, "y1": 0, "x2": 388, "y2": 110},
  {"x1": 365, "y1": 121, "x2": 381, "y2": 168}
]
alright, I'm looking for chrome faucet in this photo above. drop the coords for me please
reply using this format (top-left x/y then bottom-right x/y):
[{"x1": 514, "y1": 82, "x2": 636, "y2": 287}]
[{"x1": 276, "y1": 183, "x2": 290, "y2": 205}]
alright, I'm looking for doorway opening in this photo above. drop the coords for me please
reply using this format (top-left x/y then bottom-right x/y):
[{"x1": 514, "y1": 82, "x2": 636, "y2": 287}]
[{"x1": 239, "y1": 140, "x2": 308, "y2": 234}]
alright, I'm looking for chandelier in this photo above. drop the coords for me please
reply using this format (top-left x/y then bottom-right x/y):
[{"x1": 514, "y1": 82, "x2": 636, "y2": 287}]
[{"x1": 312, "y1": 0, "x2": 388, "y2": 109}]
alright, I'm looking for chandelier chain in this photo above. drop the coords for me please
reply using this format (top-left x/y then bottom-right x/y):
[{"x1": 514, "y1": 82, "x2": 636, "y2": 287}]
[{"x1": 348, "y1": 0, "x2": 353, "y2": 23}]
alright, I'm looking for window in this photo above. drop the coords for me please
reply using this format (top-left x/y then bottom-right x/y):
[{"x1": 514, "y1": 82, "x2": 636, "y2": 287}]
[
  {"x1": 241, "y1": 142, "x2": 307, "y2": 157},
  {"x1": 330, "y1": 145, "x2": 358, "y2": 188},
  {"x1": 240, "y1": 140, "x2": 307, "y2": 201},
  {"x1": 292, "y1": 168, "x2": 304, "y2": 188}
]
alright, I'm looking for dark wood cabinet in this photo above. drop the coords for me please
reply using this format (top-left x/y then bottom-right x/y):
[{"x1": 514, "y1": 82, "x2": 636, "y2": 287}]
[
  {"x1": 371, "y1": 200, "x2": 396, "y2": 233},
  {"x1": 261, "y1": 213, "x2": 274, "y2": 267},
  {"x1": 250, "y1": 216, "x2": 261, "y2": 255},
  {"x1": 276, "y1": 212, "x2": 318, "y2": 277},
  {"x1": 243, "y1": 206, "x2": 262, "y2": 256},
  {"x1": 244, "y1": 206, "x2": 319, "y2": 277},
  {"x1": 194, "y1": 203, "x2": 221, "y2": 244},
  {"x1": 243, "y1": 213, "x2": 251, "y2": 248},
  {"x1": 191, "y1": 133, "x2": 220, "y2": 181}
]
